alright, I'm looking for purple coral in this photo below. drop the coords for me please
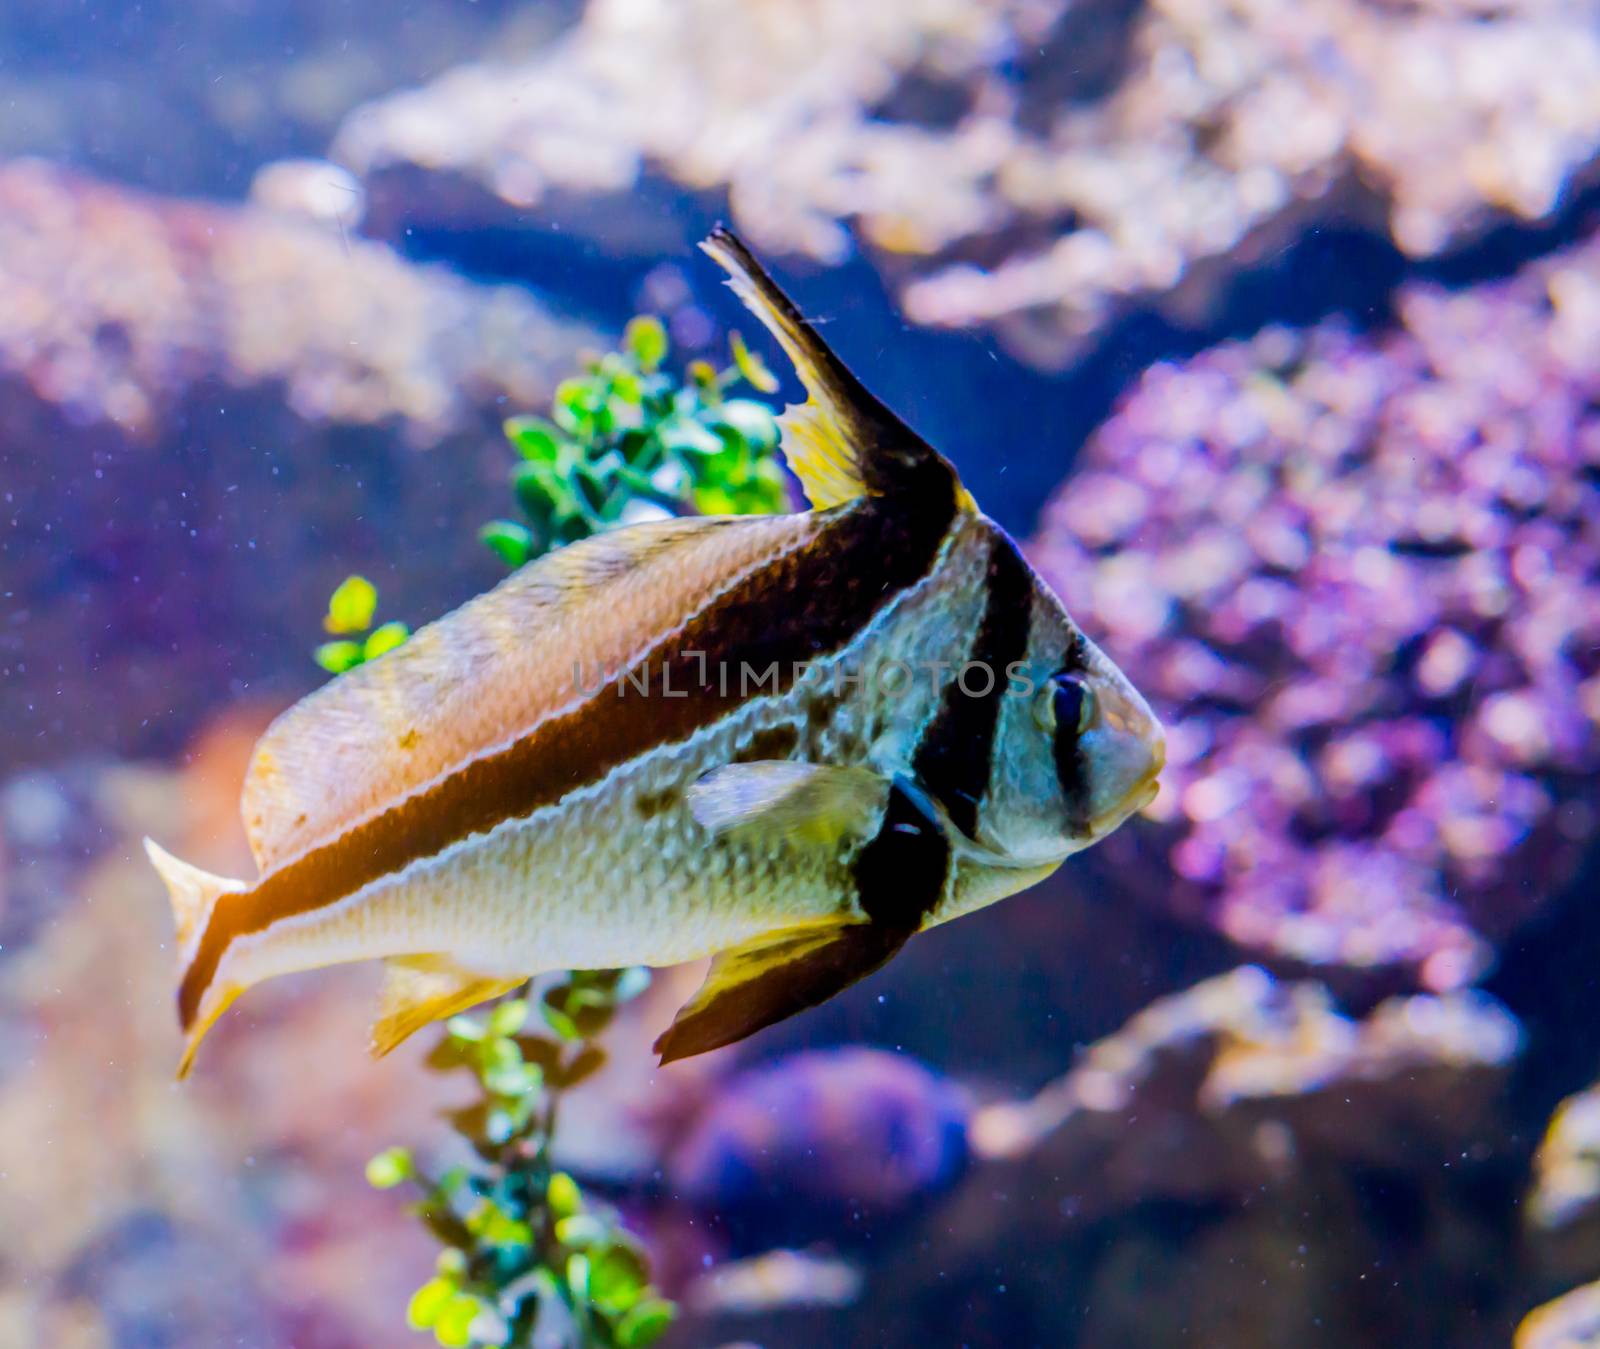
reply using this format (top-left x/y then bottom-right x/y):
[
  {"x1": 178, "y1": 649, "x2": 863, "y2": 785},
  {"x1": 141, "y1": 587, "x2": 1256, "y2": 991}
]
[
  {"x1": 667, "y1": 1049, "x2": 969, "y2": 1231},
  {"x1": 1031, "y1": 239, "x2": 1600, "y2": 988}
]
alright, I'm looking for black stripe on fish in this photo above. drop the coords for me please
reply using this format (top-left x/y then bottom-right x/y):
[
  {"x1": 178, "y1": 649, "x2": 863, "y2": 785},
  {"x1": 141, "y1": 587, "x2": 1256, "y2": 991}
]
[
  {"x1": 911, "y1": 529, "x2": 1034, "y2": 840},
  {"x1": 654, "y1": 776, "x2": 951, "y2": 1063},
  {"x1": 179, "y1": 460, "x2": 961, "y2": 1028},
  {"x1": 852, "y1": 781, "x2": 952, "y2": 933},
  {"x1": 1053, "y1": 631, "x2": 1094, "y2": 837}
]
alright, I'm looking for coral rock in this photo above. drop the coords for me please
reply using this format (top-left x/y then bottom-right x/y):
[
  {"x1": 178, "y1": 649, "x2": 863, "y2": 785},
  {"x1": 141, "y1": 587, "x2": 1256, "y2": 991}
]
[
  {"x1": 0, "y1": 161, "x2": 591, "y2": 770},
  {"x1": 1031, "y1": 232, "x2": 1600, "y2": 981},
  {"x1": 334, "y1": 0, "x2": 1600, "y2": 363},
  {"x1": 1518, "y1": 1280, "x2": 1600, "y2": 1349}
]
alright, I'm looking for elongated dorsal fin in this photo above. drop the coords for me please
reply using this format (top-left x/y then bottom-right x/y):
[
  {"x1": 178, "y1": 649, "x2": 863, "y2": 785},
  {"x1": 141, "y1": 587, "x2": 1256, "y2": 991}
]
[
  {"x1": 654, "y1": 920, "x2": 908, "y2": 1064},
  {"x1": 701, "y1": 226, "x2": 963, "y2": 510}
]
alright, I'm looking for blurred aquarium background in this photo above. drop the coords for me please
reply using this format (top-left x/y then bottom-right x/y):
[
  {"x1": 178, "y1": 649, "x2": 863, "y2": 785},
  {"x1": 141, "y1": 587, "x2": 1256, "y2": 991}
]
[{"x1": 3, "y1": 1, "x2": 1600, "y2": 1346}]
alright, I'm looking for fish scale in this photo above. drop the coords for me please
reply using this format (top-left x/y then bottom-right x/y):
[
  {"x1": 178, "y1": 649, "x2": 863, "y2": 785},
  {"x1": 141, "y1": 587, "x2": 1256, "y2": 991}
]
[{"x1": 227, "y1": 509, "x2": 996, "y2": 1000}]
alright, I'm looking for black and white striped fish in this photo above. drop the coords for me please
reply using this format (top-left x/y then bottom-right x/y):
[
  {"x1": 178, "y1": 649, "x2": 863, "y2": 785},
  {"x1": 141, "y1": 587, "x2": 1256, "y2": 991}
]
[{"x1": 145, "y1": 228, "x2": 1165, "y2": 1076}]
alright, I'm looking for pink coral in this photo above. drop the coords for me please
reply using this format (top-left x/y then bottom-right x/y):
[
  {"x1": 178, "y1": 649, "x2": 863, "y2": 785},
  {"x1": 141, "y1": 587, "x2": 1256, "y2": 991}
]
[{"x1": 1032, "y1": 235, "x2": 1600, "y2": 985}]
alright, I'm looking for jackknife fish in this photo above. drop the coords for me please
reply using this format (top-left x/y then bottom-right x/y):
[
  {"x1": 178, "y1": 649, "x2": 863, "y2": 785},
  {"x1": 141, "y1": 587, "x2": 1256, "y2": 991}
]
[{"x1": 146, "y1": 228, "x2": 1165, "y2": 1076}]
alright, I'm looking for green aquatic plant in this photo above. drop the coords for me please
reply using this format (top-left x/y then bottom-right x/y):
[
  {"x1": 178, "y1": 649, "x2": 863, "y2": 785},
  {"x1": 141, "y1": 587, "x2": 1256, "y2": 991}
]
[
  {"x1": 481, "y1": 315, "x2": 787, "y2": 567},
  {"x1": 312, "y1": 573, "x2": 411, "y2": 674},
  {"x1": 369, "y1": 972, "x2": 675, "y2": 1348},
  {"x1": 311, "y1": 316, "x2": 788, "y2": 1347}
]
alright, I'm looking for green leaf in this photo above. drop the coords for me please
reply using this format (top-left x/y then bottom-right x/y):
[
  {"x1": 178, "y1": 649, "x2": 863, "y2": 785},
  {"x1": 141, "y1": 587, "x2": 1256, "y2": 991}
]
[
  {"x1": 479, "y1": 519, "x2": 535, "y2": 569},
  {"x1": 567, "y1": 1252, "x2": 591, "y2": 1305},
  {"x1": 504, "y1": 415, "x2": 565, "y2": 464},
  {"x1": 548, "y1": 1172, "x2": 582, "y2": 1220},
  {"x1": 662, "y1": 419, "x2": 723, "y2": 457},
  {"x1": 482, "y1": 1106, "x2": 517, "y2": 1146},
  {"x1": 513, "y1": 461, "x2": 563, "y2": 519},
  {"x1": 555, "y1": 1214, "x2": 609, "y2": 1249},
  {"x1": 553, "y1": 1045, "x2": 607, "y2": 1089},
  {"x1": 615, "y1": 1298, "x2": 676, "y2": 1348},
  {"x1": 624, "y1": 316, "x2": 669, "y2": 372},
  {"x1": 363, "y1": 621, "x2": 409, "y2": 661},
  {"x1": 613, "y1": 967, "x2": 652, "y2": 1003},
  {"x1": 434, "y1": 1165, "x2": 471, "y2": 1197},
  {"x1": 589, "y1": 1243, "x2": 648, "y2": 1314},
  {"x1": 482, "y1": 1059, "x2": 541, "y2": 1098},
  {"x1": 365, "y1": 1146, "x2": 414, "y2": 1189},
  {"x1": 513, "y1": 1033, "x2": 564, "y2": 1074},
  {"x1": 610, "y1": 371, "x2": 644, "y2": 407},
  {"x1": 488, "y1": 1000, "x2": 530, "y2": 1038},
  {"x1": 690, "y1": 483, "x2": 739, "y2": 516},
  {"x1": 554, "y1": 377, "x2": 599, "y2": 432},
  {"x1": 407, "y1": 1277, "x2": 456, "y2": 1331},
  {"x1": 540, "y1": 1001, "x2": 581, "y2": 1041},
  {"x1": 446, "y1": 1015, "x2": 486, "y2": 1043},
  {"x1": 616, "y1": 427, "x2": 657, "y2": 467},
  {"x1": 444, "y1": 1102, "x2": 490, "y2": 1144},
  {"x1": 473, "y1": 1202, "x2": 534, "y2": 1248},
  {"x1": 433, "y1": 1292, "x2": 481, "y2": 1348},
  {"x1": 325, "y1": 574, "x2": 378, "y2": 634},
  {"x1": 730, "y1": 330, "x2": 780, "y2": 393},
  {"x1": 313, "y1": 640, "x2": 364, "y2": 674},
  {"x1": 717, "y1": 399, "x2": 780, "y2": 453}
]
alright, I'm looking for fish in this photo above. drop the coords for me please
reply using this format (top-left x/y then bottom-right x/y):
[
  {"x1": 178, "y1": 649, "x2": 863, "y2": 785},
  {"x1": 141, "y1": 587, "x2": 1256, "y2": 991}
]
[{"x1": 145, "y1": 227, "x2": 1165, "y2": 1077}]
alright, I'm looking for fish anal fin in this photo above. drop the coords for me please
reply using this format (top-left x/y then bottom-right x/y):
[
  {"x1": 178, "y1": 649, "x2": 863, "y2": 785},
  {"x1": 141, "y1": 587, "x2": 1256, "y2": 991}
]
[
  {"x1": 654, "y1": 922, "x2": 908, "y2": 1065},
  {"x1": 372, "y1": 958, "x2": 525, "y2": 1058},
  {"x1": 687, "y1": 761, "x2": 887, "y2": 848},
  {"x1": 701, "y1": 226, "x2": 961, "y2": 509}
]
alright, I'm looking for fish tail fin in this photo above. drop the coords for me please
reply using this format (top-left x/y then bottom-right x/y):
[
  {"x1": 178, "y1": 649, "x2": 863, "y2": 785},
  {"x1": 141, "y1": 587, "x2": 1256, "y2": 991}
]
[
  {"x1": 143, "y1": 837, "x2": 248, "y2": 1078},
  {"x1": 144, "y1": 837, "x2": 241, "y2": 950}
]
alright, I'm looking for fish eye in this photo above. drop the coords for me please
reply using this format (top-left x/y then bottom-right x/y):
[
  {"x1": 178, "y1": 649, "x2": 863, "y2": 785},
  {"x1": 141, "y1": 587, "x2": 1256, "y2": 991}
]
[
  {"x1": 1034, "y1": 672, "x2": 1095, "y2": 736},
  {"x1": 1051, "y1": 674, "x2": 1095, "y2": 737}
]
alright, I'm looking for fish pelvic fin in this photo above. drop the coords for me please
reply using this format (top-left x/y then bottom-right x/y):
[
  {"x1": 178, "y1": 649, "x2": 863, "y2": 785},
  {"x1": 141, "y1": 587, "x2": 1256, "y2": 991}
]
[
  {"x1": 654, "y1": 920, "x2": 909, "y2": 1065},
  {"x1": 371, "y1": 957, "x2": 525, "y2": 1059},
  {"x1": 701, "y1": 225, "x2": 968, "y2": 511},
  {"x1": 144, "y1": 838, "x2": 250, "y2": 1078}
]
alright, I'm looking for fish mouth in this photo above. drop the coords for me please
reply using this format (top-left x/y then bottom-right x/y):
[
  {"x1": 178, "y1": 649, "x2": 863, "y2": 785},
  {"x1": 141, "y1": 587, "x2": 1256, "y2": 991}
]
[{"x1": 1089, "y1": 764, "x2": 1163, "y2": 837}]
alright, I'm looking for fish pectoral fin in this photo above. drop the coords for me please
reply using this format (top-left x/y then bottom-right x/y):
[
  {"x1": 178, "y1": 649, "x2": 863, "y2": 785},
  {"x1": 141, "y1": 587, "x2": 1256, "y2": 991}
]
[
  {"x1": 654, "y1": 921, "x2": 909, "y2": 1065},
  {"x1": 701, "y1": 227, "x2": 964, "y2": 509},
  {"x1": 686, "y1": 761, "x2": 888, "y2": 848},
  {"x1": 371, "y1": 957, "x2": 525, "y2": 1058}
]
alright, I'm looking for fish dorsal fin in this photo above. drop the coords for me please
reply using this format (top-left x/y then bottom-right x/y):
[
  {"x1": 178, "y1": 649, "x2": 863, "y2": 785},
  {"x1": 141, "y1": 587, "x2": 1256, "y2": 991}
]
[
  {"x1": 654, "y1": 921, "x2": 908, "y2": 1064},
  {"x1": 242, "y1": 512, "x2": 819, "y2": 874},
  {"x1": 371, "y1": 957, "x2": 524, "y2": 1058},
  {"x1": 702, "y1": 226, "x2": 964, "y2": 510},
  {"x1": 686, "y1": 761, "x2": 888, "y2": 848}
]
